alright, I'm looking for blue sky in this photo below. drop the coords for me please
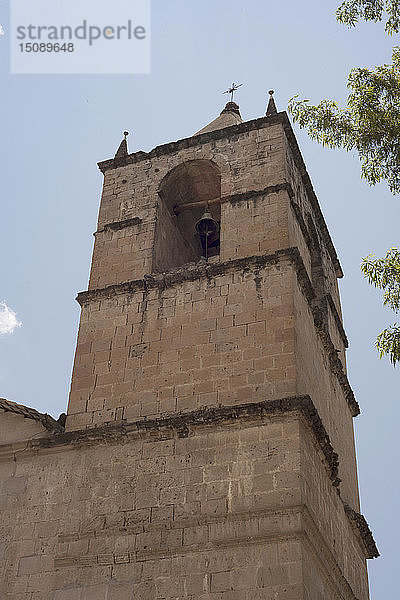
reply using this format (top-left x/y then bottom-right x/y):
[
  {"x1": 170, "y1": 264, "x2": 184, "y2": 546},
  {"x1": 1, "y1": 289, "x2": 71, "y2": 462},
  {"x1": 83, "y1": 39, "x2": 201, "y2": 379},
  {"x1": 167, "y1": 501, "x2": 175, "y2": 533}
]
[{"x1": 0, "y1": 0, "x2": 398, "y2": 596}]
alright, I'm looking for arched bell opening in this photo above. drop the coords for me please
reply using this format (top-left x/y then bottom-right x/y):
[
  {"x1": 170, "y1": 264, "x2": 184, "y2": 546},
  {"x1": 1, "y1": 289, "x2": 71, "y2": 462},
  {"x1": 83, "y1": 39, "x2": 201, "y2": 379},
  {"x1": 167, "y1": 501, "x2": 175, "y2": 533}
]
[{"x1": 153, "y1": 160, "x2": 222, "y2": 272}]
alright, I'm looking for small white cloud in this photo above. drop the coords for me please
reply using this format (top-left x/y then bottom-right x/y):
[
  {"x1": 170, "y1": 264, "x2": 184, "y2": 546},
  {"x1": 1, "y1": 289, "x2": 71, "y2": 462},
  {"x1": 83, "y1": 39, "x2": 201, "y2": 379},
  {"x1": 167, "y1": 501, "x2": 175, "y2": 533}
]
[
  {"x1": 0, "y1": 302, "x2": 22, "y2": 336},
  {"x1": 0, "y1": 24, "x2": 5, "y2": 36}
]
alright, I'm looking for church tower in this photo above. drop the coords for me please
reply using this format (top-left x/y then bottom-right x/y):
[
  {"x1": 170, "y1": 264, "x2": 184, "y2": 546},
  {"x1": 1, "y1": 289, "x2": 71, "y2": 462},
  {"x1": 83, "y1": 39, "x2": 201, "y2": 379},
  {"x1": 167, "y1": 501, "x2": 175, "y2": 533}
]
[
  {"x1": 65, "y1": 93, "x2": 377, "y2": 597},
  {"x1": 0, "y1": 94, "x2": 378, "y2": 600}
]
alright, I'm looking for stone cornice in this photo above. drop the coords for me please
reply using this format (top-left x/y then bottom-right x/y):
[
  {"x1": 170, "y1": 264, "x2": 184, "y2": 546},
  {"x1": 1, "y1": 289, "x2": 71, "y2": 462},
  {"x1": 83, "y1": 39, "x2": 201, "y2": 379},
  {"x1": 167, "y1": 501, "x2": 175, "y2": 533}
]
[
  {"x1": 42, "y1": 395, "x2": 340, "y2": 489},
  {"x1": 97, "y1": 112, "x2": 285, "y2": 173},
  {"x1": 343, "y1": 503, "x2": 380, "y2": 559},
  {"x1": 77, "y1": 248, "x2": 290, "y2": 305},
  {"x1": 222, "y1": 183, "x2": 292, "y2": 209},
  {"x1": 2, "y1": 394, "x2": 376, "y2": 560},
  {"x1": 58, "y1": 505, "x2": 303, "y2": 545},
  {"x1": 98, "y1": 216, "x2": 143, "y2": 234}
]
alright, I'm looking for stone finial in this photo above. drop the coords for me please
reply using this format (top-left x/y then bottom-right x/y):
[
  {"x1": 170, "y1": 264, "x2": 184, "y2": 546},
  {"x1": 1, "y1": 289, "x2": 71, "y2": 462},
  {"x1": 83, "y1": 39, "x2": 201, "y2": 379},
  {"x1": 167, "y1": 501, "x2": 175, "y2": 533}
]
[
  {"x1": 220, "y1": 101, "x2": 241, "y2": 117},
  {"x1": 266, "y1": 90, "x2": 277, "y2": 116},
  {"x1": 114, "y1": 131, "x2": 130, "y2": 159}
]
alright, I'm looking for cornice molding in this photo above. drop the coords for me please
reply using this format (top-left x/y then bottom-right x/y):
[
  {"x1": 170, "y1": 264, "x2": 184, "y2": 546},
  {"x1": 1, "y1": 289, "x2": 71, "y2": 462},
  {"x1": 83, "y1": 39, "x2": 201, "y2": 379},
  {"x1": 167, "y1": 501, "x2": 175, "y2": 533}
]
[
  {"x1": 97, "y1": 113, "x2": 284, "y2": 173},
  {"x1": 77, "y1": 248, "x2": 290, "y2": 304},
  {"x1": 343, "y1": 502, "x2": 380, "y2": 559},
  {"x1": 4, "y1": 393, "x2": 376, "y2": 560}
]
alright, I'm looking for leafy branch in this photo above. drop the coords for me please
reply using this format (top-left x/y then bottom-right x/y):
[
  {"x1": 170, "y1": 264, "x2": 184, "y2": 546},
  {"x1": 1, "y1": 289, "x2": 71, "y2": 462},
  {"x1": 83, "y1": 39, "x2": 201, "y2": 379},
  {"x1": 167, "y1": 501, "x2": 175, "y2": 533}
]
[
  {"x1": 288, "y1": 48, "x2": 400, "y2": 194},
  {"x1": 336, "y1": 0, "x2": 400, "y2": 34},
  {"x1": 288, "y1": 1, "x2": 400, "y2": 365},
  {"x1": 361, "y1": 248, "x2": 400, "y2": 364}
]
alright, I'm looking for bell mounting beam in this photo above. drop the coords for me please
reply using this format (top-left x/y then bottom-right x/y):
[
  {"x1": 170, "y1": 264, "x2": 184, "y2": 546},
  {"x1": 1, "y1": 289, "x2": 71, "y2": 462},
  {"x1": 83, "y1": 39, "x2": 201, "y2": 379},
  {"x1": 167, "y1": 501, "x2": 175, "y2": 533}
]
[{"x1": 173, "y1": 197, "x2": 222, "y2": 216}]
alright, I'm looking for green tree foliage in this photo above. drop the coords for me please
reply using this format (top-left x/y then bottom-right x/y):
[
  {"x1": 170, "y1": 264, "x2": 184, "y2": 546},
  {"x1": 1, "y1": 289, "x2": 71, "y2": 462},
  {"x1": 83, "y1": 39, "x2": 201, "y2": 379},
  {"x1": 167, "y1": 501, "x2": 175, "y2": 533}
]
[
  {"x1": 336, "y1": 0, "x2": 400, "y2": 33},
  {"x1": 288, "y1": 0, "x2": 400, "y2": 364},
  {"x1": 288, "y1": 49, "x2": 400, "y2": 194},
  {"x1": 361, "y1": 249, "x2": 400, "y2": 364}
]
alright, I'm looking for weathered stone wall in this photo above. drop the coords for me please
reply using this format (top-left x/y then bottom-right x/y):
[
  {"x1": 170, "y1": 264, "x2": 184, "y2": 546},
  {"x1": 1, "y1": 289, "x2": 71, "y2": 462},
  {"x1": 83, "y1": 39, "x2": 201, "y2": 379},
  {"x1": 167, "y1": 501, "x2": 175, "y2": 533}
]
[
  {"x1": 283, "y1": 133, "x2": 343, "y2": 321},
  {"x1": 299, "y1": 419, "x2": 369, "y2": 599},
  {"x1": 68, "y1": 258, "x2": 296, "y2": 431},
  {"x1": 287, "y1": 198, "x2": 312, "y2": 282},
  {"x1": 0, "y1": 112, "x2": 375, "y2": 600},
  {"x1": 152, "y1": 196, "x2": 199, "y2": 272},
  {"x1": 0, "y1": 408, "x2": 370, "y2": 600},
  {"x1": 0, "y1": 412, "x2": 48, "y2": 445},
  {"x1": 293, "y1": 281, "x2": 360, "y2": 509},
  {"x1": 220, "y1": 188, "x2": 290, "y2": 262},
  {"x1": 0, "y1": 414, "x2": 301, "y2": 599},
  {"x1": 74, "y1": 114, "x2": 349, "y2": 432},
  {"x1": 88, "y1": 121, "x2": 286, "y2": 294}
]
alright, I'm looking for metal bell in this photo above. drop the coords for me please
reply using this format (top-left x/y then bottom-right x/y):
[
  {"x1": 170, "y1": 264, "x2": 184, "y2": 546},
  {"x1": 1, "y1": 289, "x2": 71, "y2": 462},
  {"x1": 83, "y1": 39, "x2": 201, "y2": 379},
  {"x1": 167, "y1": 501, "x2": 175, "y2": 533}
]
[
  {"x1": 195, "y1": 210, "x2": 219, "y2": 237},
  {"x1": 195, "y1": 209, "x2": 220, "y2": 260}
]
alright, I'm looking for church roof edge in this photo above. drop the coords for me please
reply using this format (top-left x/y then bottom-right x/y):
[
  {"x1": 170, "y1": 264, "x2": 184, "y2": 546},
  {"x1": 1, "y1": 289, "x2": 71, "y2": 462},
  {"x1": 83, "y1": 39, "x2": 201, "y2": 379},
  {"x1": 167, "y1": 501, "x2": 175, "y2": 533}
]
[
  {"x1": 0, "y1": 398, "x2": 65, "y2": 433},
  {"x1": 98, "y1": 111, "x2": 286, "y2": 173}
]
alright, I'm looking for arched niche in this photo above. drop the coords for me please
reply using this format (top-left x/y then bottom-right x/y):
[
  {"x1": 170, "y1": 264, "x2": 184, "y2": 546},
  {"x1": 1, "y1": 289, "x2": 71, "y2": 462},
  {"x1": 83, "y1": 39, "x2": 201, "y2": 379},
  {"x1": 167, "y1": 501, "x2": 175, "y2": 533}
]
[{"x1": 154, "y1": 160, "x2": 222, "y2": 272}]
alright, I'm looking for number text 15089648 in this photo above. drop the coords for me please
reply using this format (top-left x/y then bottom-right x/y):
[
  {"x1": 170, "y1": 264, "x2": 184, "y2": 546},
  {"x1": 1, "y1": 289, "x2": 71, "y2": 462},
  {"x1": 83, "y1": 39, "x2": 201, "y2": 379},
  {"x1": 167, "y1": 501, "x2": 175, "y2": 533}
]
[{"x1": 19, "y1": 43, "x2": 75, "y2": 52}]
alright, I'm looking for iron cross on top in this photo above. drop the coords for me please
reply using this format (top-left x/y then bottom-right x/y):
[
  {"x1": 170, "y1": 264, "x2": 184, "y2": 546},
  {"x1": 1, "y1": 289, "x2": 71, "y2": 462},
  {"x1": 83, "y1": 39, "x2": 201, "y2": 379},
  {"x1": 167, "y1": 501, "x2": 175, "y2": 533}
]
[{"x1": 223, "y1": 82, "x2": 243, "y2": 102}]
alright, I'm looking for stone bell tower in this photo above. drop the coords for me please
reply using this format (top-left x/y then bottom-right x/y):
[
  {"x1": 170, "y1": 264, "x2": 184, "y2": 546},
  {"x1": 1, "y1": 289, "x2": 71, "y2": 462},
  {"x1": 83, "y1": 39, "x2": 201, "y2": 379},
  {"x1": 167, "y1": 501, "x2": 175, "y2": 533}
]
[{"x1": 60, "y1": 93, "x2": 378, "y2": 598}]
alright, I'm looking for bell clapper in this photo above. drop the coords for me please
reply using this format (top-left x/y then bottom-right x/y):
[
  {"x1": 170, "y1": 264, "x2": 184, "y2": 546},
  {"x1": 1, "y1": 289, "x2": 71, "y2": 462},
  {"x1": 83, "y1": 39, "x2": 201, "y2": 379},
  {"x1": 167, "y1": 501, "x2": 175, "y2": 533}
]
[{"x1": 195, "y1": 202, "x2": 220, "y2": 262}]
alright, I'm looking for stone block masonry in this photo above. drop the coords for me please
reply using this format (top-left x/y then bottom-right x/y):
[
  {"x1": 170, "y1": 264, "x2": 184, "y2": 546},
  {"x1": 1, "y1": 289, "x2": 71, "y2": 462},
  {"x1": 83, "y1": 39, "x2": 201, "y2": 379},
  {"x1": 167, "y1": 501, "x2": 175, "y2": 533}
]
[
  {"x1": 0, "y1": 104, "x2": 377, "y2": 599},
  {"x1": 0, "y1": 396, "x2": 376, "y2": 599}
]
